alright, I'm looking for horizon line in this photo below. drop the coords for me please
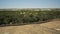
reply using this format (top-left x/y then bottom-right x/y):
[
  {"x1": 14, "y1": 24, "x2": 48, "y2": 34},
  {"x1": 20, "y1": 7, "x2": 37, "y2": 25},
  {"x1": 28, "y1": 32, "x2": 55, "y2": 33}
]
[{"x1": 0, "y1": 8, "x2": 60, "y2": 9}]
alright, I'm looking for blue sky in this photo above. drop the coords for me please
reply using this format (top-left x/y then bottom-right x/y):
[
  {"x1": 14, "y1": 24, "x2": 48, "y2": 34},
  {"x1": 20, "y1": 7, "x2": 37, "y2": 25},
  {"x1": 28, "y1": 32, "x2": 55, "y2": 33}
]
[{"x1": 0, "y1": 0, "x2": 60, "y2": 8}]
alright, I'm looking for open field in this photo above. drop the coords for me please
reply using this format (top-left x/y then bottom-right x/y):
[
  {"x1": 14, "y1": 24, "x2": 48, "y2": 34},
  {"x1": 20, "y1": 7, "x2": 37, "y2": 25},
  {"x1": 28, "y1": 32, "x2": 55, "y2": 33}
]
[
  {"x1": 0, "y1": 19, "x2": 60, "y2": 34},
  {"x1": 0, "y1": 9, "x2": 60, "y2": 34}
]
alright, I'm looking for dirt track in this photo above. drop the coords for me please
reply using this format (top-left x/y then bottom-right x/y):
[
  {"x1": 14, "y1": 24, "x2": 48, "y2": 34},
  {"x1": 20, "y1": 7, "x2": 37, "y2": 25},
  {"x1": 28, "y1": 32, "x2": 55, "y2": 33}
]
[{"x1": 0, "y1": 19, "x2": 60, "y2": 34}]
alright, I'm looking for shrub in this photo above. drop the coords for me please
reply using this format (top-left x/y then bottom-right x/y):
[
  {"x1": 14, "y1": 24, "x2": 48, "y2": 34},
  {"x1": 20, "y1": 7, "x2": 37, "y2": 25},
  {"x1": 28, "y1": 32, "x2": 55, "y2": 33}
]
[{"x1": 0, "y1": 9, "x2": 60, "y2": 25}]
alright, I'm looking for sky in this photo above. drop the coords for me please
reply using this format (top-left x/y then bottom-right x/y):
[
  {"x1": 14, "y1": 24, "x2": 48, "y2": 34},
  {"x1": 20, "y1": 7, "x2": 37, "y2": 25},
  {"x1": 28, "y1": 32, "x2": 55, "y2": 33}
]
[{"x1": 0, "y1": 0, "x2": 60, "y2": 8}]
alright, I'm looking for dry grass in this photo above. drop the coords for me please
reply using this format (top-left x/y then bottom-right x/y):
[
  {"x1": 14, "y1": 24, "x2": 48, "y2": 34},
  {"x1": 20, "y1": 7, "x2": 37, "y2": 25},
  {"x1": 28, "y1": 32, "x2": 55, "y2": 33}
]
[{"x1": 0, "y1": 19, "x2": 60, "y2": 34}]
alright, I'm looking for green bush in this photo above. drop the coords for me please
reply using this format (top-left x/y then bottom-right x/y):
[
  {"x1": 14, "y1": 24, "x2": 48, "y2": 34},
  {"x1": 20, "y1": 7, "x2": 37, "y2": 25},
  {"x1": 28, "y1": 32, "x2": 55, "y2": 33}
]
[{"x1": 0, "y1": 9, "x2": 60, "y2": 25}]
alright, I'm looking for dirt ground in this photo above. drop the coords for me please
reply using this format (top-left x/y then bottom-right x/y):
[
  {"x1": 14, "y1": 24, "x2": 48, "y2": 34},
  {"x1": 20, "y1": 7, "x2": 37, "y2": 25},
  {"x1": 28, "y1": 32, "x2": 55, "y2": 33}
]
[{"x1": 0, "y1": 19, "x2": 60, "y2": 34}]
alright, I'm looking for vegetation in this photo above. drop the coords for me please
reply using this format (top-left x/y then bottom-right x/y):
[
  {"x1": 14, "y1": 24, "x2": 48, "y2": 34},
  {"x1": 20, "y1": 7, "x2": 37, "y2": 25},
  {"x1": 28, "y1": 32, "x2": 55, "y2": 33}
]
[{"x1": 0, "y1": 9, "x2": 60, "y2": 25}]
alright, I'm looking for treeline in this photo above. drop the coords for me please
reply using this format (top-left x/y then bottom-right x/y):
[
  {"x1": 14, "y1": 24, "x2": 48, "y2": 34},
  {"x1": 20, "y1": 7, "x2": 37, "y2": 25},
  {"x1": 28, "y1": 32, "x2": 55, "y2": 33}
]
[{"x1": 0, "y1": 10, "x2": 60, "y2": 25}]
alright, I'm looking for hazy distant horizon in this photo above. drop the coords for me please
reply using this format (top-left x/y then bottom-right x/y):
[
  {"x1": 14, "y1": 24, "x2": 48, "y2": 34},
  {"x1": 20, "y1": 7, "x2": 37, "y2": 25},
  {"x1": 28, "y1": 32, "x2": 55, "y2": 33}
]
[
  {"x1": 0, "y1": 8, "x2": 60, "y2": 9},
  {"x1": 0, "y1": 0, "x2": 60, "y2": 9}
]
